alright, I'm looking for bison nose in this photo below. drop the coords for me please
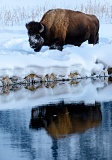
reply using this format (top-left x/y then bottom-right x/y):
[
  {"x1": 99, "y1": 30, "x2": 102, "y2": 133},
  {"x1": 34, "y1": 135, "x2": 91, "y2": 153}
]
[{"x1": 29, "y1": 39, "x2": 35, "y2": 48}]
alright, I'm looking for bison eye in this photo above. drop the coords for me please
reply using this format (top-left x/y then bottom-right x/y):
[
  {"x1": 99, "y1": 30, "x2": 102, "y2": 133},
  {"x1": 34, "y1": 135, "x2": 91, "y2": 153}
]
[
  {"x1": 30, "y1": 29, "x2": 34, "y2": 33},
  {"x1": 31, "y1": 28, "x2": 34, "y2": 31}
]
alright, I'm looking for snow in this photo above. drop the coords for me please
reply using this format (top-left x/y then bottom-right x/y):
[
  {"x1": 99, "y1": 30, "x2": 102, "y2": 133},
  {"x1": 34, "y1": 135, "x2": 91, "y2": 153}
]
[
  {"x1": 0, "y1": 0, "x2": 112, "y2": 109},
  {"x1": 0, "y1": 24, "x2": 111, "y2": 83}
]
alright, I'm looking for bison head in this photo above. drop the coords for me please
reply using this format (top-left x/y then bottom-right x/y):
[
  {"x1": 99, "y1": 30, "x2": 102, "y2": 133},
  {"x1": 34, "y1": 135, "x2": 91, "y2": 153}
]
[{"x1": 26, "y1": 21, "x2": 45, "y2": 52}]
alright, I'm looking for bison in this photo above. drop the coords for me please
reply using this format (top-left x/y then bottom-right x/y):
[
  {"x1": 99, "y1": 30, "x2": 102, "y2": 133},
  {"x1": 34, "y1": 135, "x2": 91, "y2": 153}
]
[{"x1": 26, "y1": 9, "x2": 99, "y2": 52}]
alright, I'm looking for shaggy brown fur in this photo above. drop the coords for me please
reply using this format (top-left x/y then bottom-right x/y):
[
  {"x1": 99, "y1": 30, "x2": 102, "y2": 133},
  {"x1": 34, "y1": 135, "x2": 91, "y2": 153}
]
[{"x1": 26, "y1": 9, "x2": 99, "y2": 51}]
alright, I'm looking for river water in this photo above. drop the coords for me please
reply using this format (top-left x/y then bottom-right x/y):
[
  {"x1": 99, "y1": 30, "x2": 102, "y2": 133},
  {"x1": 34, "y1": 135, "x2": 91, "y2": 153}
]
[{"x1": 0, "y1": 78, "x2": 112, "y2": 160}]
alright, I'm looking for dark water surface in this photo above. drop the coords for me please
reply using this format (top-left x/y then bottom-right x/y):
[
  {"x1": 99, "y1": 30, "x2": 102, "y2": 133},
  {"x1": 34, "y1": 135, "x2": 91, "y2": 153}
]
[
  {"x1": 0, "y1": 78, "x2": 112, "y2": 160},
  {"x1": 0, "y1": 100, "x2": 112, "y2": 160}
]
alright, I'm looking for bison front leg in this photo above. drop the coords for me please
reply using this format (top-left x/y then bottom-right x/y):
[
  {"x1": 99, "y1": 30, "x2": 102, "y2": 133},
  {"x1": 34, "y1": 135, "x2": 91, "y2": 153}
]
[
  {"x1": 49, "y1": 39, "x2": 63, "y2": 51},
  {"x1": 49, "y1": 24, "x2": 67, "y2": 51}
]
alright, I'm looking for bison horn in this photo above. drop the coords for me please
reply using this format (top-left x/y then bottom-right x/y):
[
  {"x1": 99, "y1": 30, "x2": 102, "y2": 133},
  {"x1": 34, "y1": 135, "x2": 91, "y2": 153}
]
[{"x1": 39, "y1": 23, "x2": 44, "y2": 33}]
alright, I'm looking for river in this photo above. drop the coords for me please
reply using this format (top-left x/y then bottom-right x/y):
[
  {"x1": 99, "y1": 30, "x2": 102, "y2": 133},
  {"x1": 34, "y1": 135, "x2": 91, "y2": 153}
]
[{"x1": 0, "y1": 78, "x2": 112, "y2": 160}]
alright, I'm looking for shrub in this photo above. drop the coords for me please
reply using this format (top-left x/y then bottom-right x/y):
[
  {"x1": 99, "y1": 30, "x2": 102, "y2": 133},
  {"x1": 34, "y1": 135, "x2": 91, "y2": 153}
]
[{"x1": 0, "y1": 0, "x2": 112, "y2": 26}]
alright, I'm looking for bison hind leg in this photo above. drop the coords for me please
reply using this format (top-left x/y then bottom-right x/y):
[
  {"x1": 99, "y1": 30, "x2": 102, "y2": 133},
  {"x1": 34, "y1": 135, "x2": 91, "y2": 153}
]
[
  {"x1": 95, "y1": 33, "x2": 99, "y2": 44},
  {"x1": 88, "y1": 36, "x2": 95, "y2": 45},
  {"x1": 88, "y1": 33, "x2": 99, "y2": 45}
]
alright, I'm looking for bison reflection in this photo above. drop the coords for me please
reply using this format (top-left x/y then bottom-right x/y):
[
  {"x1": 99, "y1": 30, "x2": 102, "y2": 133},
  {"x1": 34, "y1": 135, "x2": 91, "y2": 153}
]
[{"x1": 30, "y1": 101, "x2": 102, "y2": 138}]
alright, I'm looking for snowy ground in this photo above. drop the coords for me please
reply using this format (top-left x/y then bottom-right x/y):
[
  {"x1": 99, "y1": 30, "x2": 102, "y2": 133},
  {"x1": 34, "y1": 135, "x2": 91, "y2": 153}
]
[
  {"x1": 0, "y1": 0, "x2": 112, "y2": 85},
  {"x1": 0, "y1": 23, "x2": 112, "y2": 109},
  {"x1": 0, "y1": 24, "x2": 112, "y2": 86},
  {"x1": 0, "y1": 0, "x2": 112, "y2": 109}
]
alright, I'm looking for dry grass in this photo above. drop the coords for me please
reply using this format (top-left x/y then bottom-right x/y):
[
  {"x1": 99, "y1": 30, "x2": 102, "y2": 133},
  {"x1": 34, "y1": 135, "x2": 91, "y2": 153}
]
[{"x1": 0, "y1": 0, "x2": 112, "y2": 26}]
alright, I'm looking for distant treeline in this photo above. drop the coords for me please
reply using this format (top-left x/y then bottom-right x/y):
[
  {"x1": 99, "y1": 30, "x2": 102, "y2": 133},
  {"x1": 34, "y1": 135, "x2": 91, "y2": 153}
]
[{"x1": 0, "y1": 0, "x2": 112, "y2": 26}]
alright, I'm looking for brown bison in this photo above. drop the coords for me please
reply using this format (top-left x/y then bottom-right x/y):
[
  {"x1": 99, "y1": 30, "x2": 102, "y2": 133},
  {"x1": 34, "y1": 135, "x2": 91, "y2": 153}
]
[{"x1": 26, "y1": 9, "x2": 99, "y2": 52}]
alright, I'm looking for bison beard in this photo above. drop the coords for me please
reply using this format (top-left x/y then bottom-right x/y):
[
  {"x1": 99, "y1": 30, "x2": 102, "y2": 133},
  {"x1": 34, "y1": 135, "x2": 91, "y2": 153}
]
[
  {"x1": 29, "y1": 35, "x2": 44, "y2": 52},
  {"x1": 26, "y1": 9, "x2": 99, "y2": 52}
]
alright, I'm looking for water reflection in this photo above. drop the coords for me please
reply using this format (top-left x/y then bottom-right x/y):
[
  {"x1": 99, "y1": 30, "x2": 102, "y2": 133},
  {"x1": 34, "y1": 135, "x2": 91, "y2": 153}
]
[
  {"x1": 1, "y1": 77, "x2": 112, "y2": 110},
  {"x1": 0, "y1": 101, "x2": 112, "y2": 159},
  {"x1": 30, "y1": 101, "x2": 102, "y2": 138},
  {"x1": 0, "y1": 77, "x2": 109, "y2": 95},
  {"x1": 0, "y1": 109, "x2": 38, "y2": 160},
  {"x1": 1, "y1": 78, "x2": 112, "y2": 159}
]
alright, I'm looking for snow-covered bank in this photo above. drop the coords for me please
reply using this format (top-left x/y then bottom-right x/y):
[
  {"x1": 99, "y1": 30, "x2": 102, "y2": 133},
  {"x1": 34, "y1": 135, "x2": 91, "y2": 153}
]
[
  {"x1": 0, "y1": 1, "x2": 112, "y2": 85},
  {"x1": 0, "y1": 24, "x2": 112, "y2": 86}
]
